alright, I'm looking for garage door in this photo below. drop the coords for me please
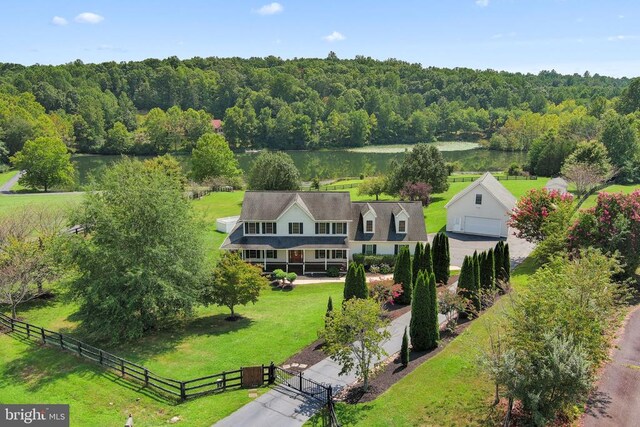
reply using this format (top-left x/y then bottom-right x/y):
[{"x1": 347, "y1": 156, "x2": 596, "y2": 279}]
[{"x1": 464, "y1": 216, "x2": 501, "y2": 237}]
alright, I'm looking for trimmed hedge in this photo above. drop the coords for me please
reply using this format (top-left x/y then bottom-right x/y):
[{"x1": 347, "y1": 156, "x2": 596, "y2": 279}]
[{"x1": 352, "y1": 254, "x2": 397, "y2": 268}]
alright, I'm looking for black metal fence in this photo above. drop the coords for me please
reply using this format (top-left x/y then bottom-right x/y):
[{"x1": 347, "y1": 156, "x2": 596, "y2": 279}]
[{"x1": 449, "y1": 175, "x2": 538, "y2": 183}]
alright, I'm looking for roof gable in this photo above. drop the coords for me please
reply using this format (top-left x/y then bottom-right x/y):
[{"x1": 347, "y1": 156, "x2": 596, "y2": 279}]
[
  {"x1": 239, "y1": 191, "x2": 353, "y2": 221},
  {"x1": 445, "y1": 173, "x2": 516, "y2": 212}
]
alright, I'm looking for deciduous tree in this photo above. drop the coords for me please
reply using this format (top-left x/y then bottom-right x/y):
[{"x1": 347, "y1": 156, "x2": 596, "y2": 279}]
[
  {"x1": 247, "y1": 151, "x2": 300, "y2": 191},
  {"x1": 190, "y1": 133, "x2": 240, "y2": 182},
  {"x1": 10, "y1": 136, "x2": 75, "y2": 192}
]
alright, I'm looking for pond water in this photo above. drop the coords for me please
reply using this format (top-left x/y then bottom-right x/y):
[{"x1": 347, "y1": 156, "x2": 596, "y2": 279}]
[{"x1": 72, "y1": 148, "x2": 526, "y2": 185}]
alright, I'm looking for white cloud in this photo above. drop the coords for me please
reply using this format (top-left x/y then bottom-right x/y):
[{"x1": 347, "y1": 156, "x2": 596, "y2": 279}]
[
  {"x1": 254, "y1": 2, "x2": 283, "y2": 15},
  {"x1": 323, "y1": 31, "x2": 346, "y2": 42},
  {"x1": 475, "y1": 0, "x2": 489, "y2": 7},
  {"x1": 51, "y1": 16, "x2": 68, "y2": 26},
  {"x1": 607, "y1": 35, "x2": 639, "y2": 42},
  {"x1": 618, "y1": 14, "x2": 625, "y2": 19},
  {"x1": 75, "y1": 12, "x2": 104, "y2": 24}
]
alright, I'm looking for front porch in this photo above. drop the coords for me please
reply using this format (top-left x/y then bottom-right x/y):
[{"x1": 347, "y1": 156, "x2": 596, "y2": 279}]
[{"x1": 241, "y1": 248, "x2": 349, "y2": 276}]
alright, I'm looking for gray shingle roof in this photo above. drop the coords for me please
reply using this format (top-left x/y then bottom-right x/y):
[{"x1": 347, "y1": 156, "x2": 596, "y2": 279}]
[
  {"x1": 239, "y1": 191, "x2": 352, "y2": 221},
  {"x1": 445, "y1": 172, "x2": 517, "y2": 212},
  {"x1": 545, "y1": 177, "x2": 569, "y2": 194},
  {"x1": 350, "y1": 201, "x2": 428, "y2": 242}
]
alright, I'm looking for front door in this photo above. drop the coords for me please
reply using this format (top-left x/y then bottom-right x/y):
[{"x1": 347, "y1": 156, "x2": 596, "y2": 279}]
[{"x1": 288, "y1": 250, "x2": 303, "y2": 263}]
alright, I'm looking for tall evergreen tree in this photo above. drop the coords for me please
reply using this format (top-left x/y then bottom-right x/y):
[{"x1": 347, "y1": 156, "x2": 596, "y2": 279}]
[
  {"x1": 473, "y1": 251, "x2": 481, "y2": 299},
  {"x1": 394, "y1": 246, "x2": 413, "y2": 304},
  {"x1": 325, "y1": 296, "x2": 334, "y2": 328},
  {"x1": 354, "y1": 264, "x2": 369, "y2": 299},
  {"x1": 480, "y1": 249, "x2": 495, "y2": 291},
  {"x1": 425, "y1": 272, "x2": 440, "y2": 350},
  {"x1": 494, "y1": 241, "x2": 505, "y2": 282},
  {"x1": 432, "y1": 232, "x2": 450, "y2": 285},
  {"x1": 457, "y1": 256, "x2": 479, "y2": 315},
  {"x1": 503, "y1": 243, "x2": 511, "y2": 282},
  {"x1": 343, "y1": 262, "x2": 357, "y2": 301},
  {"x1": 410, "y1": 271, "x2": 429, "y2": 351},
  {"x1": 422, "y1": 242, "x2": 434, "y2": 276},
  {"x1": 401, "y1": 326, "x2": 410, "y2": 367},
  {"x1": 412, "y1": 242, "x2": 424, "y2": 285}
]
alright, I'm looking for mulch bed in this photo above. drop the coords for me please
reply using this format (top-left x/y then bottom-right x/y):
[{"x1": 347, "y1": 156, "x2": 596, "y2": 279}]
[
  {"x1": 338, "y1": 318, "x2": 473, "y2": 404},
  {"x1": 283, "y1": 338, "x2": 328, "y2": 370}
]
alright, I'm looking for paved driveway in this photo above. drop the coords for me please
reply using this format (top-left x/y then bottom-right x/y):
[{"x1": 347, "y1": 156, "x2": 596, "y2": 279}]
[
  {"x1": 582, "y1": 306, "x2": 640, "y2": 427},
  {"x1": 429, "y1": 230, "x2": 535, "y2": 268}
]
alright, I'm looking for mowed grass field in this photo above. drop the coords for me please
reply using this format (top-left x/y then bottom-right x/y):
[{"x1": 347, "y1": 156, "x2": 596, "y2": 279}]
[{"x1": 1, "y1": 282, "x2": 344, "y2": 426}]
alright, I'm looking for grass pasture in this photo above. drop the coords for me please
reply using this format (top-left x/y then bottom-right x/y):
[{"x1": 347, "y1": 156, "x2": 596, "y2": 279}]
[{"x1": 1, "y1": 282, "x2": 344, "y2": 426}]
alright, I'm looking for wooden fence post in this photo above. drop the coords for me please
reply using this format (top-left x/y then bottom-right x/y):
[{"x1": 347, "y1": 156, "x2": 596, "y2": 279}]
[
  {"x1": 59, "y1": 333, "x2": 64, "y2": 349},
  {"x1": 222, "y1": 371, "x2": 226, "y2": 390},
  {"x1": 10, "y1": 317, "x2": 14, "y2": 332},
  {"x1": 180, "y1": 382, "x2": 186, "y2": 401},
  {"x1": 77, "y1": 342, "x2": 82, "y2": 357},
  {"x1": 120, "y1": 359, "x2": 125, "y2": 377},
  {"x1": 41, "y1": 327, "x2": 46, "y2": 343},
  {"x1": 99, "y1": 350, "x2": 103, "y2": 365},
  {"x1": 144, "y1": 368, "x2": 149, "y2": 386},
  {"x1": 26, "y1": 323, "x2": 30, "y2": 338}
]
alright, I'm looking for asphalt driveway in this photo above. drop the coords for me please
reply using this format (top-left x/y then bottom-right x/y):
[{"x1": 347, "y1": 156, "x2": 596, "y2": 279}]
[
  {"x1": 429, "y1": 230, "x2": 535, "y2": 268},
  {"x1": 583, "y1": 306, "x2": 640, "y2": 427}
]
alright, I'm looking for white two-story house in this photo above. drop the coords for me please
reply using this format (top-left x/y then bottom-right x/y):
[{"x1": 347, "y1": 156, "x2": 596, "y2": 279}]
[{"x1": 220, "y1": 191, "x2": 428, "y2": 274}]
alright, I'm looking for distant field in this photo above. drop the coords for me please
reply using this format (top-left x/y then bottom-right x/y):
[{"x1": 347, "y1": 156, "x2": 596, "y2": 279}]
[
  {"x1": 579, "y1": 184, "x2": 640, "y2": 210},
  {"x1": 347, "y1": 141, "x2": 479, "y2": 153}
]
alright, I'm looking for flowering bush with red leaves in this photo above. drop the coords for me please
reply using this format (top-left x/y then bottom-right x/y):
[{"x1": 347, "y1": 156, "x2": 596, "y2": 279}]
[
  {"x1": 368, "y1": 278, "x2": 403, "y2": 307},
  {"x1": 509, "y1": 188, "x2": 574, "y2": 243},
  {"x1": 569, "y1": 190, "x2": 640, "y2": 276}
]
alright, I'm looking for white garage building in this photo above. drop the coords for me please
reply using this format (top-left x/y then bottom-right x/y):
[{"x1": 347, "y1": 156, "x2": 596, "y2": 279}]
[{"x1": 445, "y1": 172, "x2": 517, "y2": 238}]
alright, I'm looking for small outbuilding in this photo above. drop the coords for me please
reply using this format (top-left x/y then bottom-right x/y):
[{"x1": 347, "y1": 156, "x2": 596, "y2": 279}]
[
  {"x1": 216, "y1": 216, "x2": 240, "y2": 233},
  {"x1": 544, "y1": 177, "x2": 569, "y2": 195},
  {"x1": 445, "y1": 172, "x2": 516, "y2": 238}
]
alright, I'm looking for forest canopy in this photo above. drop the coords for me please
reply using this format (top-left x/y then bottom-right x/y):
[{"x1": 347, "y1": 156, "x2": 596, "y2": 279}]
[{"x1": 0, "y1": 55, "x2": 635, "y2": 159}]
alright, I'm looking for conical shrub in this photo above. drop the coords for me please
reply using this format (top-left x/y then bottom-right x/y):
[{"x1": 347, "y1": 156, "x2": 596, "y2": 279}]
[{"x1": 394, "y1": 246, "x2": 412, "y2": 304}]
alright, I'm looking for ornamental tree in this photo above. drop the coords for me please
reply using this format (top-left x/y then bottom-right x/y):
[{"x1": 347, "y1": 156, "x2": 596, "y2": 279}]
[
  {"x1": 321, "y1": 297, "x2": 390, "y2": 391},
  {"x1": 412, "y1": 242, "x2": 424, "y2": 285},
  {"x1": 510, "y1": 188, "x2": 574, "y2": 243},
  {"x1": 432, "y1": 232, "x2": 450, "y2": 285},
  {"x1": 399, "y1": 181, "x2": 432, "y2": 206},
  {"x1": 569, "y1": 190, "x2": 640, "y2": 277},
  {"x1": 401, "y1": 326, "x2": 409, "y2": 367},
  {"x1": 202, "y1": 251, "x2": 268, "y2": 319},
  {"x1": 358, "y1": 176, "x2": 387, "y2": 201}
]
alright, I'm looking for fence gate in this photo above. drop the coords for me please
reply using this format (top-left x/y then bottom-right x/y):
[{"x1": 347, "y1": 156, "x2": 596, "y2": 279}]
[
  {"x1": 273, "y1": 366, "x2": 330, "y2": 403},
  {"x1": 241, "y1": 366, "x2": 264, "y2": 388}
]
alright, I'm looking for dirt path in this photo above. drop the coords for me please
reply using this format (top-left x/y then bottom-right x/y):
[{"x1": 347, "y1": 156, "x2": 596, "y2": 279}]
[
  {"x1": 582, "y1": 306, "x2": 640, "y2": 427},
  {"x1": 0, "y1": 170, "x2": 22, "y2": 193}
]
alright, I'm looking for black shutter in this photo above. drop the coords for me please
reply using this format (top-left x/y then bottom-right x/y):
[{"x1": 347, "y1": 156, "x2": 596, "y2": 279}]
[
  {"x1": 273, "y1": 223, "x2": 277, "y2": 234},
  {"x1": 333, "y1": 223, "x2": 336, "y2": 234},
  {"x1": 315, "y1": 223, "x2": 319, "y2": 234},
  {"x1": 300, "y1": 223, "x2": 303, "y2": 234},
  {"x1": 289, "y1": 223, "x2": 292, "y2": 234},
  {"x1": 362, "y1": 244, "x2": 366, "y2": 254},
  {"x1": 244, "y1": 223, "x2": 248, "y2": 234},
  {"x1": 373, "y1": 245, "x2": 377, "y2": 255},
  {"x1": 394, "y1": 245, "x2": 398, "y2": 255}
]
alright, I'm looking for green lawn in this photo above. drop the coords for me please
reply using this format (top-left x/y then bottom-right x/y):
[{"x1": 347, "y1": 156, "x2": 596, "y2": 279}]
[
  {"x1": 0, "y1": 169, "x2": 18, "y2": 187},
  {"x1": 579, "y1": 183, "x2": 640, "y2": 210},
  {"x1": 1, "y1": 282, "x2": 344, "y2": 426},
  {"x1": 0, "y1": 193, "x2": 83, "y2": 217},
  {"x1": 320, "y1": 257, "x2": 539, "y2": 426}
]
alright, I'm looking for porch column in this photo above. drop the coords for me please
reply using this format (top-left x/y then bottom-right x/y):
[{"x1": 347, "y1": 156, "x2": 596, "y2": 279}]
[
  {"x1": 302, "y1": 250, "x2": 306, "y2": 276},
  {"x1": 324, "y1": 251, "x2": 327, "y2": 271},
  {"x1": 263, "y1": 250, "x2": 266, "y2": 271},
  {"x1": 286, "y1": 250, "x2": 289, "y2": 272}
]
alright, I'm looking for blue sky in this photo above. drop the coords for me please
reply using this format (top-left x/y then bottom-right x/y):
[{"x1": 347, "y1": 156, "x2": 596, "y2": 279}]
[{"x1": 1, "y1": 0, "x2": 638, "y2": 77}]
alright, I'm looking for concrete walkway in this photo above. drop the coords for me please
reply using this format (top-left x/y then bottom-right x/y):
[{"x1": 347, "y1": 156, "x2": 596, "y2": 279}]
[{"x1": 214, "y1": 309, "x2": 448, "y2": 427}]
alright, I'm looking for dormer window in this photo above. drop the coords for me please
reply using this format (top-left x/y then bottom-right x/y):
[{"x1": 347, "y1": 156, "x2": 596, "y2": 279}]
[
  {"x1": 398, "y1": 220, "x2": 406, "y2": 233},
  {"x1": 365, "y1": 220, "x2": 374, "y2": 233},
  {"x1": 475, "y1": 194, "x2": 483, "y2": 205},
  {"x1": 244, "y1": 222, "x2": 259, "y2": 234}
]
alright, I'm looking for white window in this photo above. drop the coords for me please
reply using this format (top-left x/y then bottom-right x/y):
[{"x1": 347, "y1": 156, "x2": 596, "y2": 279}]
[
  {"x1": 365, "y1": 220, "x2": 374, "y2": 233},
  {"x1": 332, "y1": 222, "x2": 347, "y2": 234},
  {"x1": 245, "y1": 250, "x2": 261, "y2": 259},
  {"x1": 245, "y1": 222, "x2": 259, "y2": 234},
  {"x1": 317, "y1": 223, "x2": 330, "y2": 234},
  {"x1": 332, "y1": 250, "x2": 347, "y2": 259},
  {"x1": 475, "y1": 194, "x2": 483, "y2": 205},
  {"x1": 262, "y1": 222, "x2": 276, "y2": 234},
  {"x1": 266, "y1": 250, "x2": 278, "y2": 259},
  {"x1": 289, "y1": 222, "x2": 303, "y2": 234},
  {"x1": 364, "y1": 244, "x2": 376, "y2": 255},
  {"x1": 398, "y1": 220, "x2": 406, "y2": 233},
  {"x1": 315, "y1": 250, "x2": 326, "y2": 259}
]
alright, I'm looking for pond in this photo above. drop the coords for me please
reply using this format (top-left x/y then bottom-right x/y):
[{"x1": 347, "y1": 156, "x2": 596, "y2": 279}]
[{"x1": 72, "y1": 146, "x2": 527, "y2": 185}]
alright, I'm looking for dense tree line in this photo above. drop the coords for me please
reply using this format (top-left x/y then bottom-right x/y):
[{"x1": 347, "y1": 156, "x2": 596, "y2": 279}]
[{"x1": 0, "y1": 55, "x2": 634, "y2": 159}]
